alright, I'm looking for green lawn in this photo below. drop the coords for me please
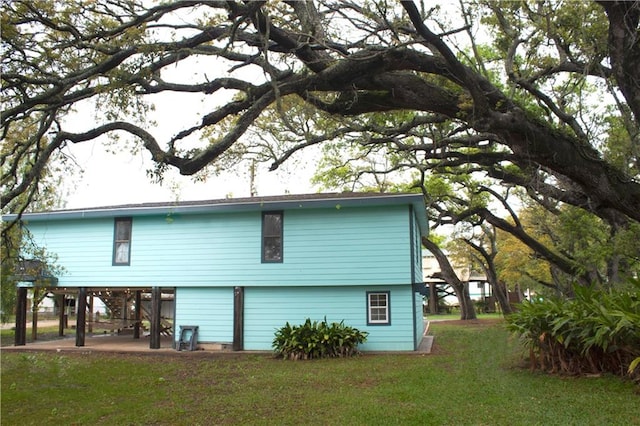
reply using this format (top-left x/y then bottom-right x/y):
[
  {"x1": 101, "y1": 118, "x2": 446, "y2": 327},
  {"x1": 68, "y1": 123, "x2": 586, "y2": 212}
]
[{"x1": 2, "y1": 320, "x2": 638, "y2": 425}]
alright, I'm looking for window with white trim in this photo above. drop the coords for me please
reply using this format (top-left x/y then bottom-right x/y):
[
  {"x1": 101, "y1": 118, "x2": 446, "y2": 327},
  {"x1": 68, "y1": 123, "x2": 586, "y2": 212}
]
[
  {"x1": 367, "y1": 291, "x2": 390, "y2": 325},
  {"x1": 113, "y1": 218, "x2": 132, "y2": 265}
]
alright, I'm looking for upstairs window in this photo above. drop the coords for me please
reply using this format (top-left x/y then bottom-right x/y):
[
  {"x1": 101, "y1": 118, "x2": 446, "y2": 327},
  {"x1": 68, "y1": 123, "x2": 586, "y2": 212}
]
[
  {"x1": 367, "y1": 291, "x2": 390, "y2": 325},
  {"x1": 262, "y1": 211, "x2": 283, "y2": 263},
  {"x1": 113, "y1": 218, "x2": 132, "y2": 265}
]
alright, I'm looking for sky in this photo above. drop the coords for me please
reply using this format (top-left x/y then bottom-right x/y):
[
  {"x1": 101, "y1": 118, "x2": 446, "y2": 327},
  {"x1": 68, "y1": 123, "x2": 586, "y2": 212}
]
[
  {"x1": 48, "y1": 11, "x2": 327, "y2": 211},
  {"x1": 53, "y1": 1, "x2": 464, "y2": 211},
  {"x1": 58, "y1": 58, "x2": 319, "y2": 209},
  {"x1": 62, "y1": 139, "x2": 318, "y2": 209}
]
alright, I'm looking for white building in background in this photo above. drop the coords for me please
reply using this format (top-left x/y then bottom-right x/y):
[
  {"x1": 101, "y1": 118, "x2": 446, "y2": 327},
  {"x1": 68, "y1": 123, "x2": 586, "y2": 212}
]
[
  {"x1": 25, "y1": 291, "x2": 107, "y2": 316},
  {"x1": 421, "y1": 249, "x2": 491, "y2": 306}
]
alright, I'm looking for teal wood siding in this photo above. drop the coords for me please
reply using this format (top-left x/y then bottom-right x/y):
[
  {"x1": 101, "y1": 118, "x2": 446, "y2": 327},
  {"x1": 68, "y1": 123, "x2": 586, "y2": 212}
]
[
  {"x1": 412, "y1": 212, "x2": 423, "y2": 285},
  {"x1": 415, "y1": 213, "x2": 425, "y2": 343},
  {"x1": 410, "y1": 210, "x2": 425, "y2": 349},
  {"x1": 414, "y1": 291, "x2": 425, "y2": 347},
  {"x1": 277, "y1": 205, "x2": 411, "y2": 285},
  {"x1": 174, "y1": 287, "x2": 233, "y2": 344},
  {"x1": 24, "y1": 205, "x2": 412, "y2": 288},
  {"x1": 243, "y1": 285, "x2": 416, "y2": 351}
]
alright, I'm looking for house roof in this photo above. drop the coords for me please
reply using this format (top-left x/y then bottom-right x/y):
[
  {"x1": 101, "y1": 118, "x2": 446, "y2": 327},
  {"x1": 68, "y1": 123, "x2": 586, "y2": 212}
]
[{"x1": 4, "y1": 192, "x2": 429, "y2": 236}]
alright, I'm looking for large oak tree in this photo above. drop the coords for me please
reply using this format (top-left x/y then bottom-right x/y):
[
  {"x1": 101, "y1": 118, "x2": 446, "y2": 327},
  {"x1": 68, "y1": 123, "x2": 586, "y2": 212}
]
[{"x1": 2, "y1": 1, "x2": 639, "y2": 227}]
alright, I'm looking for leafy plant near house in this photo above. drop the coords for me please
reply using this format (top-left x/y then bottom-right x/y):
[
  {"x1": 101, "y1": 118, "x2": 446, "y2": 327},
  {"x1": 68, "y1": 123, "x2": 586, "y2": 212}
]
[
  {"x1": 273, "y1": 318, "x2": 368, "y2": 360},
  {"x1": 506, "y1": 279, "x2": 640, "y2": 382}
]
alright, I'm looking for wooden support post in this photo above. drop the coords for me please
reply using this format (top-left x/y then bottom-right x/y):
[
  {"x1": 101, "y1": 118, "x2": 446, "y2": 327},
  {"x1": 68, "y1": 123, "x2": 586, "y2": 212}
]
[
  {"x1": 31, "y1": 287, "x2": 39, "y2": 341},
  {"x1": 75, "y1": 287, "x2": 87, "y2": 347},
  {"x1": 58, "y1": 294, "x2": 65, "y2": 336},
  {"x1": 15, "y1": 287, "x2": 28, "y2": 346},
  {"x1": 64, "y1": 296, "x2": 69, "y2": 329},
  {"x1": 134, "y1": 290, "x2": 141, "y2": 339},
  {"x1": 122, "y1": 293, "x2": 128, "y2": 330},
  {"x1": 429, "y1": 283, "x2": 438, "y2": 314},
  {"x1": 233, "y1": 286, "x2": 244, "y2": 351},
  {"x1": 109, "y1": 294, "x2": 115, "y2": 334},
  {"x1": 150, "y1": 287, "x2": 161, "y2": 349},
  {"x1": 88, "y1": 294, "x2": 94, "y2": 333}
]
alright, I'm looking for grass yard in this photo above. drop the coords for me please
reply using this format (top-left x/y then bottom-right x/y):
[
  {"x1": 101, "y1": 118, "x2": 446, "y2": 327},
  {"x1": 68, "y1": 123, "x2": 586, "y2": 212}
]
[{"x1": 2, "y1": 320, "x2": 638, "y2": 425}]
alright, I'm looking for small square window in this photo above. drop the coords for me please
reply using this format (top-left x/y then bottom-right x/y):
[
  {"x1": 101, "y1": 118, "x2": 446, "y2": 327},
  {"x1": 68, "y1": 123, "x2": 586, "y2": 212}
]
[
  {"x1": 367, "y1": 291, "x2": 390, "y2": 325},
  {"x1": 113, "y1": 218, "x2": 132, "y2": 265},
  {"x1": 262, "y1": 212, "x2": 283, "y2": 262}
]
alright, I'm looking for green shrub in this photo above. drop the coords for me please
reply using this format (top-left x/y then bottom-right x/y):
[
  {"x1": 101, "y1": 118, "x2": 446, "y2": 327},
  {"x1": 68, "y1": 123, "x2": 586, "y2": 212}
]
[
  {"x1": 272, "y1": 318, "x2": 368, "y2": 360},
  {"x1": 505, "y1": 280, "x2": 640, "y2": 381}
]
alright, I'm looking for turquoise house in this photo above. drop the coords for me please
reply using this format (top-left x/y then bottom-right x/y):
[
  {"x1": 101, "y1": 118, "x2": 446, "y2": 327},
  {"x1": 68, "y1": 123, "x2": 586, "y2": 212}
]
[{"x1": 9, "y1": 192, "x2": 428, "y2": 351}]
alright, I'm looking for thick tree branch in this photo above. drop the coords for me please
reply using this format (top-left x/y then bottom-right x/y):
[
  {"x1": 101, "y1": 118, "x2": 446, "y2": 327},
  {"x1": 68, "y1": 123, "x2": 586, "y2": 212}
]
[
  {"x1": 598, "y1": 1, "x2": 640, "y2": 125},
  {"x1": 457, "y1": 206, "x2": 587, "y2": 282},
  {"x1": 2, "y1": 0, "x2": 640, "y2": 229}
]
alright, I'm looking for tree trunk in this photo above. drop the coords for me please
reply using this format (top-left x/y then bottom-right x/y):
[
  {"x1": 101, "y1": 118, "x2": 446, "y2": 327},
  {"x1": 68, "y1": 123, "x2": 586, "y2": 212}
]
[
  {"x1": 483, "y1": 262, "x2": 513, "y2": 315},
  {"x1": 423, "y1": 238, "x2": 477, "y2": 320},
  {"x1": 493, "y1": 280, "x2": 513, "y2": 315},
  {"x1": 457, "y1": 282, "x2": 477, "y2": 320}
]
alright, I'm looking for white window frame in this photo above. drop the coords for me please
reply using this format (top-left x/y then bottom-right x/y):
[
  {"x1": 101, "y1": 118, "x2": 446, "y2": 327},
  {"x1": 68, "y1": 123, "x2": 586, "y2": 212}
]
[
  {"x1": 113, "y1": 217, "x2": 132, "y2": 266},
  {"x1": 367, "y1": 291, "x2": 390, "y2": 325}
]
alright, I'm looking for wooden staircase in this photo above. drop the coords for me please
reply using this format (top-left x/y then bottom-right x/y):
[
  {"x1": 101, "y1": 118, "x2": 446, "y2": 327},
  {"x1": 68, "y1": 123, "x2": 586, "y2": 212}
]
[
  {"x1": 141, "y1": 303, "x2": 173, "y2": 337},
  {"x1": 97, "y1": 291, "x2": 129, "y2": 325},
  {"x1": 94, "y1": 290, "x2": 173, "y2": 336}
]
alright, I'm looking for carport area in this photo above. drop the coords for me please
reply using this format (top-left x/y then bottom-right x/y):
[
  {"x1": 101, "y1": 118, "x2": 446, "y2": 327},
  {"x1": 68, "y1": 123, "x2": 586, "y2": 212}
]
[
  {"x1": 3, "y1": 328, "x2": 175, "y2": 353},
  {"x1": 12, "y1": 278, "x2": 175, "y2": 351}
]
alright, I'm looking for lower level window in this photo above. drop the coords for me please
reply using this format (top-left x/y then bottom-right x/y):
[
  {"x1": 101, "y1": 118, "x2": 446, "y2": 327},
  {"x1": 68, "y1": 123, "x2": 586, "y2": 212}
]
[{"x1": 367, "y1": 291, "x2": 390, "y2": 325}]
